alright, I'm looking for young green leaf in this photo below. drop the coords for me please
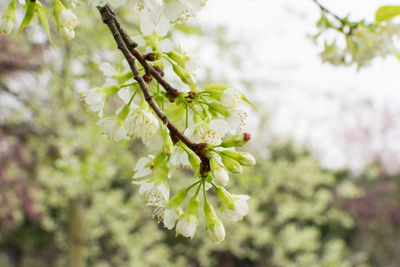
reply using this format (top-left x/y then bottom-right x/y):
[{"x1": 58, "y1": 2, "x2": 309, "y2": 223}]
[
  {"x1": 17, "y1": 0, "x2": 36, "y2": 37},
  {"x1": 376, "y1": 6, "x2": 400, "y2": 22},
  {"x1": 36, "y1": 4, "x2": 55, "y2": 49},
  {"x1": 164, "y1": 103, "x2": 185, "y2": 122}
]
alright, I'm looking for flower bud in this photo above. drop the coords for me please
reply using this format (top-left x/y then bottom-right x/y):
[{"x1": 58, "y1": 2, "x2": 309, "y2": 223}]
[
  {"x1": 238, "y1": 152, "x2": 256, "y2": 166},
  {"x1": 221, "y1": 155, "x2": 242, "y2": 174},
  {"x1": 143, "y1": 73, "x2": 153, "y2": 83},
  {"x1": 162, "y1": 127, "x2": 174, "y2": 155},
  {"x1": 163, "y1": 188, "x2": 190, "y2": 229},
  {"x1": 204, "y1": 202, "x2": 225, "y2": 243},
  {"x1": 176, "y1": 195, "x2": 200, "y2": 238},
  {"x1": 210, "y1": 157, "x2": 229, "y2": 186},
  {"x1": 145, "y1": 52, "x2": 158, "y2": 61},
  {"x1": 179, "y1": 142, "x2": 201, "y2": 170},
  {"x1": 172, "y1": 63, "x2": 194, "y2": 85},
  {"x1": 220, "y1": 150, "x2": 256, "y2": 166},
  {"x1": 166, "y1": 50, "x2": 190, "y2": 68},
  {"x1": 220, "y1": 133, "x2": 251, "y2": 148}
]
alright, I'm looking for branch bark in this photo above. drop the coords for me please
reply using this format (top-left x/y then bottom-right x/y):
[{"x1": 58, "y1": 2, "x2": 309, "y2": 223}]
[
  {"x1": 98, "y1": 6, "x2": 210, "y2": 175},
  {"x1": 104, "y1": 6, "x2": 181, "y2": 101}
]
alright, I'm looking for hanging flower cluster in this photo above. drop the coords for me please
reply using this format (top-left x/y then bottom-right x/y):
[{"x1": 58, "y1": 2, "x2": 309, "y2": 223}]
[
  {"x1": 0, "y1": 0, "x2": 207, "y2": 43},
  {"x1": 312, "y1": 1, "x2": 400, "y2": 69},
  {"x1": 78, "y1": 13, "x2": 256, "y2": 241},
  {"x1": 1, "y1": 0, "x2": 255, "y2": 243}
]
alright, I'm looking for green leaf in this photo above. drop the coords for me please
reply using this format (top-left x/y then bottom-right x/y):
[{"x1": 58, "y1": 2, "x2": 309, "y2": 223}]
[
  {"x1": 17, "y1": 0, "x2": 36, "y2": 37},
  {"x1": 396, "y1": 53, "x2": 400, "y2": 61},
  {"x1": 164, "y1": 104, "x2": 185, "y2": 122},
  {"x1": 35, "y1": 4, "x2": 55, "y2": 49},
  {"x1": 375, "y1": 6, "x2": 400, "y2": 22}
]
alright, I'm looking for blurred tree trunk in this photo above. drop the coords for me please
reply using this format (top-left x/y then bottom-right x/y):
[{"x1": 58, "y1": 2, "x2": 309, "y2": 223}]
[{"x1": 68, "y1": 198, "x2": 85, "y2": 267}]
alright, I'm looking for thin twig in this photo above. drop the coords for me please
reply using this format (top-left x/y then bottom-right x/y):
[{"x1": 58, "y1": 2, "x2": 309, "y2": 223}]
[
  {"x1": 105, "y1": 6, "x2": 181, "y2": 102},
  {"x1": 312, "y1": 0, "x2": 344, "y2": 24},
  {"x1": 98, "y1": 6, "x2": 210, "y2": 175}
]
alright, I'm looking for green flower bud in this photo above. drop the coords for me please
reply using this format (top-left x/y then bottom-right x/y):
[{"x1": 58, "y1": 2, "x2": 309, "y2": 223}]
[
  {"x1": 220, "y1": 133, "x2": 251, "y2": 148},
  {"x1": 176, "y1": 195, "x2": 200, "y2": 238},
  {"x1": 220, "y1": 150, "x2": 256, "y2": 166},
  {"x1": 166, "y1": 50, "x2": 190, "y2": 68},
  {"x1": 161, "y1": 127, "x2": 174, "y2": 155},
  {"x1": 204, "y1": 202, "x2": 225, "y2": 243},
  {"x1": 163, "y1": 188, "x2": 189, "y2": 230},
  {"x1": 172, "y1": 63, "x2": 195, "y2": 86},
  {"x1": 215, "y1": 186, "x2": 234, "y2": 209},
  {"x1": 221, "y1": 154, "x2": 242, "y2": 174},
  {"x1": 210, "y1": 157, "x2": 229, "y2": 186},
  {"x1": 179, "y1": 141, "x2": 201, "y2": 170},
  {"x1": 166, "y1": 188, "x2": 189, "y2": 210}
]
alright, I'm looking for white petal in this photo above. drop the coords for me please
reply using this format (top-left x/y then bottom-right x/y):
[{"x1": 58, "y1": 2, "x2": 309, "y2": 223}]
[
  {"x1": 100, "y1": 62, "x2": 118, "y2": 77},
  {"x1": 176, "y1": 218, "x2": 197, "y2": 238},
  {"x1": 135, "y1": 157, "x2": 151, "y2": 170},
  {"x1": 159, "y1": 39, "x2": 175, "y2": 52},
  {"x1": 163, "y1": 208, "x2": 179, "y2": 230}
]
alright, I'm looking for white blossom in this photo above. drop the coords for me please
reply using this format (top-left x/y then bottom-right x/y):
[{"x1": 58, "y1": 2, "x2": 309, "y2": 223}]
[
  {"x1": 132, "y1": 154, "x2": 170, "y2": 207},
  {"x1": 170, "y1": 146, "x2": 191, "y2": 169},
  {"x1": 136, "y1": 0, "x2": 207, "y2": 25},
  {"x1": 125, "y1": 109, "x2": 160, "y2": 139},
  {"x1": 80, "y1": 88, "x2": 106, "y2": 112},
  {"x1": 207, "y1": 223, "x2": 225, "y2": 243},
  {"x1": 176, "y1": 217, "x2": 197, "y2": 238},
  {"x1": 213, "y1": 168, "x2": 229, "y2": 187},
  {"x1": 59, "y1": 9, "x2": 79, "y2": 40},
  {"x1": 61, "y1": 27, "x2": 75, "y2": 41},
  {"x1": 133, "y1": 179, "x2": 169, "y2": 207},
  {"x1": 133, "y1": 156, "x2": 154, "y2": 178},
  {"x1": 221, "y1": 194, "x2": 250, "y2": 222},
  {"x1": 226, "y1": 109, "x2": 248, "y2": 133},
  {"x1": 162, "y1": 0, "x2": 206, "y2": 24},
  {"x1": 140, "y1": 13, "x2": 170, "y2": 36},
  {"x1": 163, "y1": 208, "x2": 180, "y2": 229},
  {"x1": 184, "y1": 119, "x2": 229, "y2": 145},
  {"x1": 100, "y1": 62, "x2": 118, "y2": 77},
  {"x1": 221, "y1": 88, "x2": 243, "y2": 108},
  {"x1": 97, "y1": 116, "x2": 128, "y2": 141}
]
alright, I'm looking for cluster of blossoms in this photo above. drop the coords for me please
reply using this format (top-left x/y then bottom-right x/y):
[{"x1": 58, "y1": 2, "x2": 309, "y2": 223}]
[
  {"x1": 79, "y1": 15, "x2": 255, "y2": 241},
  {"x1": 1, "y1": 0, "x2": 207, "y2": 42},
  {"x1": 1, "y1": 0, "x2": 255, "y2": 243},
  {"x1": 0, "y1": 0, "x2": 80, "y2": 42},
  {"x1": 313, "y1": 8, "x2": 400, "y2": 69}
]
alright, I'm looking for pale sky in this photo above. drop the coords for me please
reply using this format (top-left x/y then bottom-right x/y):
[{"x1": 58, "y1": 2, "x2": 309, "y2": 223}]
[{"x1": 186, "y1": 0, "x2": 400, "y2": 173}]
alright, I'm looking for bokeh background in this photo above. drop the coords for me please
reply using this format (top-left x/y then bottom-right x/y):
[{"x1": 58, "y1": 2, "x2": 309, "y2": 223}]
[{"x1": 1, "y1": 0, "x2": 400, "y2": 266}]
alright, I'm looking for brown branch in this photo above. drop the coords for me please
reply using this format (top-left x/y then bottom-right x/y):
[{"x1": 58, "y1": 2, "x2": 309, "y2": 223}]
[
  {"x1": 104, "y1": 6, "x2": 180, "y2": 102},
  {"x1": 98, "y1": 5, "x2": 210, "y2": 176}
]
